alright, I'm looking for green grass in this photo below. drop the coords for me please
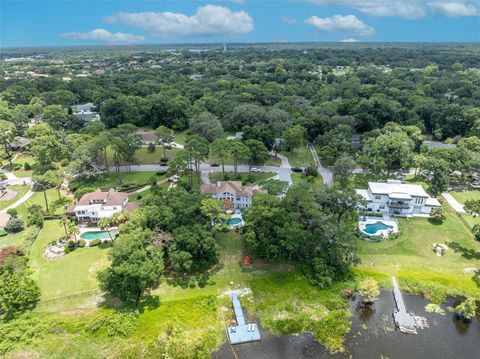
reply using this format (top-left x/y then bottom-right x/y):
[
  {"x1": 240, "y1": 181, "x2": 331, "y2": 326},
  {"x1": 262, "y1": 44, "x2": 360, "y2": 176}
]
[
  {"x1": 71, "y1": 171, "x2": 166, "y2": 192},
  {"x1": 291, "y1": 172, "x2": 324, "y2": 187},
  {"x1": 30, "y1": 220, "x2": 110, "y2": 307},
  {"x1": 209, "y1": 171, "x2": 276, "y2": 185},
  {"x1": 0, "y1": 185, "x2": 29, "y2": 211},
  {"x1": 0, "y1": 231, "x2": 26, "y2": 249},
  {"x1": 280, "y1": 146, "x2": 313, "y2": 167},
  {"x1": 106, "y1": 146, "x2": 178, "y2": 165},
  {"x1": 357, "y1": 202, "x2": 480, "y2": 297},
  {"x1": 174, "y1": 130, "x2": 188, "y2": 145},
  {"x1": 11, "y1": 152, "x2": 36, "y2": 178},
  {"x1": 451, "y1": 190, "x2": 480, "y2": 204},
  {"x1": 15, "y1": 189, "x2": 69, "y2": 220}
]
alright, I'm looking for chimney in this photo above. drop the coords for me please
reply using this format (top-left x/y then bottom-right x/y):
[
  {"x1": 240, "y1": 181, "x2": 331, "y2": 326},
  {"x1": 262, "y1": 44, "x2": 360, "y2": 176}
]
[{"x1": 217, "y1": 181, "x2": 221, "y2": 189}]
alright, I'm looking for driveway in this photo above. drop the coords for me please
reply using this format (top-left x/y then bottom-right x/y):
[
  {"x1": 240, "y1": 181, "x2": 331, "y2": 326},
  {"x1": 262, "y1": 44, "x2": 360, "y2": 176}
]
[
  {"x1": 308, "y1": 144, "x2": 333, "y2": 187},
  {"x1": 441, "y1": 192, "x2": 465, "y2": 213}
]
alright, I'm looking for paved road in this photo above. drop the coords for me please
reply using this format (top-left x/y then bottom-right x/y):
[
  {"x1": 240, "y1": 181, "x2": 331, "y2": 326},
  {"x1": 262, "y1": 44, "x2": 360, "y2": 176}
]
[
  {"x1": 112, "y1": 163, "x2": 293, "y2": 186},
  {"x1": 308, "y1": 144, "x2": 333, "y2": 187},
  {"x1": 442, "y1": 192, "x2": 465, "y2": 213}
]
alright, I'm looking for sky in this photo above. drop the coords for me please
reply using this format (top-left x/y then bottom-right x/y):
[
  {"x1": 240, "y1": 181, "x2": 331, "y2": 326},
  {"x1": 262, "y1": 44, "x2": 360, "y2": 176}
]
[{"x1": 1, "y1": 0, "x2": 479, "y2": 47}]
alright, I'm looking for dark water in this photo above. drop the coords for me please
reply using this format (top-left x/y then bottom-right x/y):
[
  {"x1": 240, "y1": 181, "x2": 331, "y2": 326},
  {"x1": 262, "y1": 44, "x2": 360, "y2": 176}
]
[{"x1": 213, "y1": 291, "x2": 480, "y2": 359}]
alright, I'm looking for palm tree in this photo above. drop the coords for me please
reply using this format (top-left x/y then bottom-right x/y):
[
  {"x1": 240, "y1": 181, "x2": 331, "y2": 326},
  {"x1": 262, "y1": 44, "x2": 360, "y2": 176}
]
[
  {"x1": 111, "y1": 210, "x2": 130, "y2": 227},
  {"x1": 68, "y1": 222, "x2": 80, "y2": 243},
  {"x1": 98, "y1": 217, "x2": 113, "y2": 241},
  {"x1": 60, "y1": 216, "x2": 72, "y2": 239}
]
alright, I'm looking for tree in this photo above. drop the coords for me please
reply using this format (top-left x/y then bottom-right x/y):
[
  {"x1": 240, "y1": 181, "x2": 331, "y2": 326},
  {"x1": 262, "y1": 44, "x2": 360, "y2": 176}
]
[
  {"x1": 0, "y1": 120, "x2": 16, "y2": 167},
  {"x1": 185, "y1": 135, "x2": 209, "y2": 184},
  {"x1": 358, "y1": 278, "x2": 380, "y2": 304},
  {"x1": 98, "y1": 217, "x2": 113, "y2": 241},
  {"x1": 147, "y1": 142, "x2": 156, "y2": 153},
  {"x1": 430, "y1": 207, "x2": 446, "y2": 224},
  {"x1": 200, "y1": 198, "x2": 223, "y2": 226},
  {"x1": 60, "y1": 216, "x2": 72, "y2": 238},
  {"x1": 189, "y1": 112, "x2": 224, "y2": 142},
  {"x1": 155, "y1": 126, "x2": 174, "y2": 159},
  {"x1": 210, "y1": 138, "x2": 230, "y2": 176},
  {"x1": 472, "y1": 224, "x2": 480, "y2": 241},
  {"x1": 424, "y1": 158, "x2": 450, "y2": 197},
  {"x1": 245, "y1": 139, "x2": 270, "y2": 171},
  {"x1": 0, "y1": 257, "x2": 40, "y2": 319},
  {"x1": 98, "y1": 228, "x2": 164, "y2": 304},
  {"x1": 262, "y1": 179, "x2": 289, "y2": 196},
  {"x1": 42, "y1": 105, "x2": 67, "y2": 130},
  {"x1": 229, "y1": 140, "x2": 250, "y2": 175},
  {"x1": 32, "y1": 170, "x2": 59, "y2": 212},
  {"x1": 169, "y1": 224, "x2": 218, "y2": 272},
  {"x1": 282, "y1": 124, "x2": 306, "y2": 153},
  {"x1": 333, "y1": 155, "x2": 356, "y2": 188},
  {"x1": 454, "y1": 297, "x2": 477, "y2": 322}
]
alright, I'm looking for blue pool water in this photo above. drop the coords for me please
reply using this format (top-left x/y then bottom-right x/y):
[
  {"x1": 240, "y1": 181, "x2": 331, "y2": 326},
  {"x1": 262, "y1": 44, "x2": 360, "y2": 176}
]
[
  {"x1": 227, "y1": 217, "x2": 242, "y2": 225},
  {"x1": 80, "y1": 230, "x2": 117, "y2": 240},
  {"x1": 364, "y1": 221, "x2": 393, "y2": 235}
]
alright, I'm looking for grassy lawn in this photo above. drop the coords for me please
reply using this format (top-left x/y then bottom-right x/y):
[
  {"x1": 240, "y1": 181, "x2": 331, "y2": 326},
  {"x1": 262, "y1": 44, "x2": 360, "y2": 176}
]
[
  {"x1": 280, "y1": 146, "x2": 313, "y2": 167},
  {"x1": 15, "y1": 189, "x2": 70, "y2": 219},
  {"x1": 209, "y1": 171, "x2": 276, "y2": 185},
  {"x1": 30, "y1": 220, "x2": 111, "y2": 308},
  {"x1": 174, "y1": 130, "x2": 188, "y2": 145},
  {"x1": 0, "y1": 184, "x2": 29, "y2": 211},
  {"x1": 451, "y1": 190, "x2": 480, "y2": 203},
  {"x1": 106, "y1": 146, "x2": 178, "y2": 165},
  {"x1": 206, "y1": 153, "x2": 281, "y2": 167},
  {"x1": 451, "y1": 190, "x2": 480, "y2": 229},
  {"x1": 11, "y1": 152, "x2": 35, "y2": 178},
  {"x1": 71, "y1": 171, "x2": 166, "y2": 193},
  {"x1": 0, "y1": 231, "x2": 26, "y2": 249},
  {"x1": 357, "y1": 202, "x2": 480, "y2": 297},
  {"x1": 291, "y1": 172, "x2": 324, "y2": 187}
]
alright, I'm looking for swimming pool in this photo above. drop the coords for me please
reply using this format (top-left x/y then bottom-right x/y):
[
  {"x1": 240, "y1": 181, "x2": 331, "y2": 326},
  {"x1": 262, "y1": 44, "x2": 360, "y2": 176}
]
[
  {"x1": 80, "y1": 230, "x2": 118, "y2": 240},
  {"x1": 364, "y1": 221, "x2": 393, "y2": 235},
  {"x1": 227, "y1": 217, "x2": 242, "y2": 225}
]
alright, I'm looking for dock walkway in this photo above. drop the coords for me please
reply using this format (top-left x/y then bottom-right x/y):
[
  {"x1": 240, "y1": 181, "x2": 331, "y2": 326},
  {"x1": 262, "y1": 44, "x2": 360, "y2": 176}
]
[
  {"x1": 392, "y1": 277, "x2": 417, "y2": 334},
  {"x1": 227, "y1": 292, "x2": 261, "y2": 344}
]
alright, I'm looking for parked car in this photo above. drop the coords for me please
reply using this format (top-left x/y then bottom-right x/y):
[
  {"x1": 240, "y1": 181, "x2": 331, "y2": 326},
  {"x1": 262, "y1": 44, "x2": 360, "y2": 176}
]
[
  {"x1": 251, "y1": 167, "x2": 261, "y2": 172},
  {"x1": 291, "y1": 167, "x2": 304, "y2": 173},
  {"x1": 210, "y1": 163, "x2": 220, "y2": 167}
]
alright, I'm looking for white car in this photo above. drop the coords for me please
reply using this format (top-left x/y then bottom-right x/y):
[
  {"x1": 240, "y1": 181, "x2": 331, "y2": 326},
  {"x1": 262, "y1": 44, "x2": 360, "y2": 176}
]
[{"x1": 251, "y1": 167, "x2": 261, "y2": 172}]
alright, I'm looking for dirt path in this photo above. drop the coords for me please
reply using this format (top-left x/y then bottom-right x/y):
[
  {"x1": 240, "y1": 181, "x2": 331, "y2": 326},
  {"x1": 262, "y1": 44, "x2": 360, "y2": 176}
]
[{"x1": 441, "y1": 192, "x2": 465, "y2": 213}]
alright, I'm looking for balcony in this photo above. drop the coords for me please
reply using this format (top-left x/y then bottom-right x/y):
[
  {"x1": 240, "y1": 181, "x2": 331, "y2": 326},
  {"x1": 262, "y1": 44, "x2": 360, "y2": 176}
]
[{"x1": 388, "y1": 201, "x2": 411, "y2": 209}]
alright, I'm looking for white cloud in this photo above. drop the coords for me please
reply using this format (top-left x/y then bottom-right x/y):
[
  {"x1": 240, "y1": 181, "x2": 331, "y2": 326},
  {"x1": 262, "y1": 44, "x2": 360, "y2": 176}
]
[
  {"x1": 281, "y1": 16, "x2": 298, "y2": 24},
  {"x1": 305, "y1": 0, "x2": 480, "y2": 19},
  {"x1": 61, "y1": 28, "x2": 145, "y2": 44},
  {"x1": 339, "y1": 38, "x2": 360, "y2": 42},
  {"x1": 104, "y1": 5, "x2": 254, "y2": 38},
  {"x1": 306, "y1": 15, "x2": 375, "y2": 36},
  {"x1": 428, "y1": 2, "x2": 478, "y2": 16}
]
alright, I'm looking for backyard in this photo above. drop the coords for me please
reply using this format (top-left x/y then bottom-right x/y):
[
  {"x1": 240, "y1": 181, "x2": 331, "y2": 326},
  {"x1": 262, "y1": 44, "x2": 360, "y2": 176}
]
[
  {"x1": 357, "y1": 201, "x2": 480, "y2": 297},
  {"x1": 451, "y1": 190, "x2": 480, "y2": 228}
]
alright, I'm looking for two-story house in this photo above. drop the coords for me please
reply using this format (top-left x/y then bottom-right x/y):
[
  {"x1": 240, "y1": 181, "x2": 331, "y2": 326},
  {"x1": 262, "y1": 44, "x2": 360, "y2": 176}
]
[
  {"x1": 200, "y1": 181, "x2": 264, "y2": 212},
  {"x1": 356, "y1": 180, "x2": 441, "y2": 216},
  {"x1": 67, "y1": 189, "x2": 139, "y2": 222}
]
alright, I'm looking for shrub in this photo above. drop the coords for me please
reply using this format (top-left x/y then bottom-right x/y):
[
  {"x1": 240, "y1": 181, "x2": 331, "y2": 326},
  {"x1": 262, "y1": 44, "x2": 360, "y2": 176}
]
[
  {"x1": 156, "y1": 171, "x2": 167, "y2": 176},
  {"x1": 454, "y1": 297, "x2": 477, "y2": 322},
  {"x1": 0, "y1": 173, "x2": 7, "y2": 181},
  {"x1": 358, "y1": 278, "x2": 380, "y2": 304},
  {"x1": 0, "y1": 231, "x2": 7, "y2": 237},
  {"x1": 74, "y1": 187, "x2": 96, "y2": 200},
  {"x1": 160, "y1": 157, "x2": 169, "y2": 163},
  {"x1": 78, "y1": 239, "x2": 86, "y2": 248},
  {"x1": 60, "y1": 159, "x2": 69, "y2": 167},
  {"x1": 5, "y1": 218, "x2": 24, "y2": 233},
  {"x1": 64, "y1": 240, "x2": 76, "y2": 254},
  {"x1": 24, "y1": 162, "x2": 31, "y2": 170},
  {"x1": 27, "y1": 211, "x2": 44, "y2": 229},
  {"x1": 89, "y1": 239, "x2": 101, "y2": 247},
  {"x1": 147, "y1": 143, "x2": 156, "y2": 153},
  {"x1": 6, "y1": 208, "x2": 17, "y2": 218},
  {"x1": 473, "y1": 224, "x2": 480, "y2": 242},
  {"x1": 429, "y1": 208, "x2": 446, "y2": 224}
]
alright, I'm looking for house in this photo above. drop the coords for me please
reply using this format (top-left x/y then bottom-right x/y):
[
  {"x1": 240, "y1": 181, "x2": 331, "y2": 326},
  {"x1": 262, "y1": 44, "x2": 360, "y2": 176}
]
[
  {"x1": 422, "y1": 141, "x2": 456, "y2": 150},
  {"x1": 136, "y1": 131, "x2": 158, "y2": 144},
  {"x1": 10, "y1": 136, "x2": 31, "y2": 151},
  {"x1": 75, "y1": 102, "x2": 101, "y2": 122},
  {"x1": 356, "y1": 180, "x2": 441, "y2": 216},
  {"x1": 67, "y1": 189, "x2": 139, "y2": 222},
  {"x1": 200, "y1": 181, "x2": 264, "y2": 212}
]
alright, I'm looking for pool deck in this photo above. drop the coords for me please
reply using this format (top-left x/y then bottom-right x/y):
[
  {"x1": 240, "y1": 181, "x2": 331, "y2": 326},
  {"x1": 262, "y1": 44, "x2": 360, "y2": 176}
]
[{"x1": 359, "y1": 216, "x2": 399, "y2": 237}]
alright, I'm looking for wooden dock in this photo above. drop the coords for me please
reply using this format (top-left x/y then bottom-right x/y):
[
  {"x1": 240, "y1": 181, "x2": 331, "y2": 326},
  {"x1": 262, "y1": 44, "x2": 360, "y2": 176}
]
[{"x1": 392, "y1": 277, "x2": 417, "y2": 334}]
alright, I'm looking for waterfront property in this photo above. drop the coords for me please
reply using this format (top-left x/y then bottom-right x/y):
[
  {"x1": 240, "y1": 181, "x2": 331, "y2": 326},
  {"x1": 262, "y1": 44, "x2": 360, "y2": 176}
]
[
  {"x1": 356, "y1": 180, "x2": 441, "y2": 216},
  {"x1": 66, "y1": 188, "x2": 139, "y2": 223},
  {"x1": 228, "y1": 292, "x2": 261, "y2": 344},
  {"x1": 359, "y1": 216, "x2": 399, "y2": 237},
  {"x1": 200, "y1": 181, "x2": 265, "y2": 212}
]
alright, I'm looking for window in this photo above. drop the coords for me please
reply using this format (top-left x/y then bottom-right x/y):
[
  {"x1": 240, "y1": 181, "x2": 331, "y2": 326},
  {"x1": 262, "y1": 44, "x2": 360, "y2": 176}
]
[
  {"x1": 379, "y1": 205, "x2": 385, "y2": 209},
  {"x1": 375, "y1": 195, "x2": 381, "y2": 200}
]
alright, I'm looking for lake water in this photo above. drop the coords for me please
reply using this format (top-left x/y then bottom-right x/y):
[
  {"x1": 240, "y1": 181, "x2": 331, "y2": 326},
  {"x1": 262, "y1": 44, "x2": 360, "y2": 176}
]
[{"x1": 213, "y1": 291, "x2": 480, "y2": 359}]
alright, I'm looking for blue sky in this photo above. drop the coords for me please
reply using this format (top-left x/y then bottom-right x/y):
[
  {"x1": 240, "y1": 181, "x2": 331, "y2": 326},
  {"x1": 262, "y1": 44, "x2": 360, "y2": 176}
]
[{"x1": 1, "y1": 0, "x2": 479, "y2": 47}]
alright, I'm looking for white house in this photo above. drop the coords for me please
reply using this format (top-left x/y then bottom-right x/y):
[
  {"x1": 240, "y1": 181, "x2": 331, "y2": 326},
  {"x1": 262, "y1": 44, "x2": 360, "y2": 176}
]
[
  {"x1": 67, "y1": 189, "x2": 139, "y2": 222},
  {"x1": 200, "y1": 181, "x2": 264, "y2": 212},
  {"x1": 356, "y1": 180, "x2": 441, "y2": 216},
  {"x1": 75, "y1": 102, "x2": 101, "y2": 122}
]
